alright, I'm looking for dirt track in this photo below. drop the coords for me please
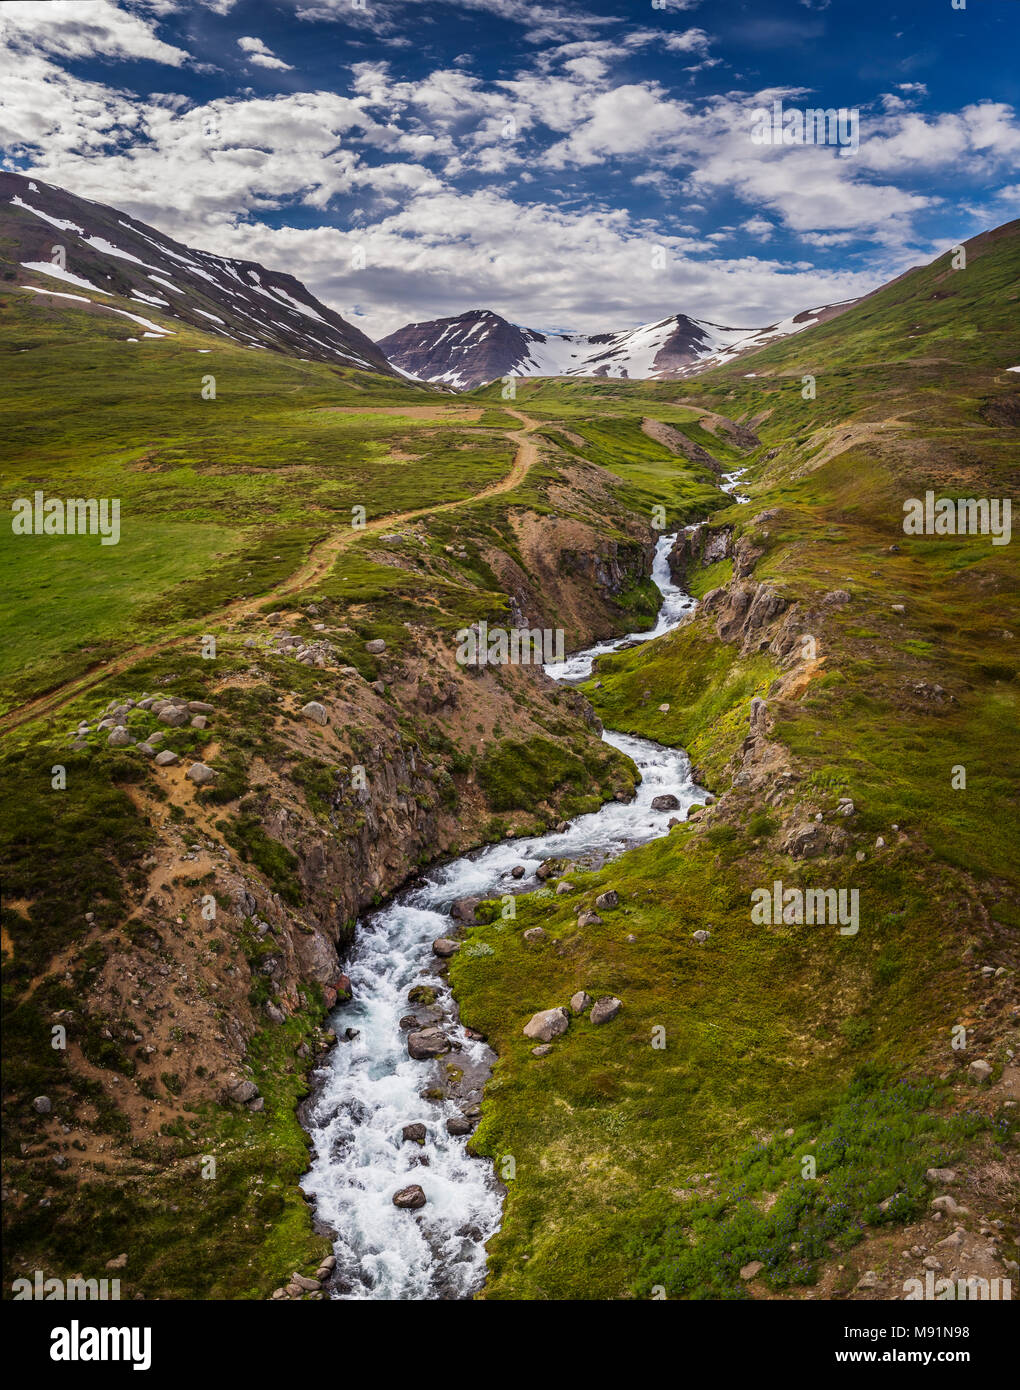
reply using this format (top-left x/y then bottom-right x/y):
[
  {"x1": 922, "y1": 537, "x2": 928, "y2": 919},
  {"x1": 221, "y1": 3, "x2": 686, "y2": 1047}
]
[{"x1": 0, "y1": 409, "x2": 541, "y2": 736}]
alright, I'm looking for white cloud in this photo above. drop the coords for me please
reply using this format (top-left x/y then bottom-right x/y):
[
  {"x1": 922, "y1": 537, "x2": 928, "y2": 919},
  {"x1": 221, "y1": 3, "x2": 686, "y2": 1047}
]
[
  {"x1": 237, "y1": 36, "x2": 294, "y2": 71},
  {"x1": 0, "y1": 0, "x2": 190, "y2": 65}
]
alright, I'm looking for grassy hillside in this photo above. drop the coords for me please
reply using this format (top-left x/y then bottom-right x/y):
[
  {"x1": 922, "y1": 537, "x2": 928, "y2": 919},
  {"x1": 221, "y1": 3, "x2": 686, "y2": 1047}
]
[{"x1": 449, "y1": 222, "x2": 1019, "y2": 1299}]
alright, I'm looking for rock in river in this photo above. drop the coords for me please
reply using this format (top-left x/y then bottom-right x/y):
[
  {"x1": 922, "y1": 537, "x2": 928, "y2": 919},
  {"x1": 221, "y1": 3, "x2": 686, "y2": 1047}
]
[
  {"x1": 407, "y1": 1027, "x2": 451, "y2": 1059},
  {"x1": 392, "y1": 1185, "x2": 426, "y2": 1210}
]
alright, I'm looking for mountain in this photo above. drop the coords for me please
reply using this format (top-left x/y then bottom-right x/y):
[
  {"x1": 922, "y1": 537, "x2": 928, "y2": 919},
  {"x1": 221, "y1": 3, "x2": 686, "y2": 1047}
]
[
  {"x1": 0, "y1": 171, "x2": 394, "y2": 374},
  {"x1": 378, "y1": 301, "x2": 859, "y2": 390}
]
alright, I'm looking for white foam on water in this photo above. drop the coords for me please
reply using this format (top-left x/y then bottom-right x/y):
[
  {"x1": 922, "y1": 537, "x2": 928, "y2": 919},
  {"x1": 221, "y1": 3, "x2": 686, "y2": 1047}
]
[{"x1": 301, "y1": 531, "x2": 703, "y2": 1299}]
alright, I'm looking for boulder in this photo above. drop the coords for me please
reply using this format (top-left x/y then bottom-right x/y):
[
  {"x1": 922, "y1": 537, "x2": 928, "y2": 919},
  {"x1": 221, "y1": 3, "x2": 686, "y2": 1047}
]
[
  {"x1": 446, "y1": 1115, "x2": 473, "y2": 1136},
  {"x1": 432, "y1": 938, "x2": 460, "y2": 958},
  {"x1": 290, "y1": 1273, "x2": 320, "y2": 1292},
  {"x1": 510, "y1": 865, "x2": 526, "y2": 879},
  {"x1": 523, "y1": 927, "x2": 547, "y2": 943},
  {"x1": 531, "y1": 1045, "x2": 553, "y2": 1058},
  {"x1": 186, "y1": 762, "x2": 217, "y2": 786},
  {"x1": 576, "y1": 911, "x2": 603, "y2": 929},
  {"x1": 392, "y1": 1184, "x2": 426, "y2": 1209},
  {"x1": 925, "y1": 1168, "x2": 957, "y2": 1185},
  {"x1": 523, "y1": 1008, "x2": 569, "y2": 1043},
  {"x1": 365, "y1": 639, "x2": 387, "y2": 654},
  {"x1": 158, "y1": 707, "x2": 189, "y2": 727},
  {"x1": 32, "y1": 1095, "x2": 52, "y2": 1114},
  {"x1": 188, "y1": 701, "x2": 214, "y2": 714},
  {"x1": 106, "y1": 728, "x2": 134, "y2": 748},
  {"x1": 301, "y1": 701, "x2": 329, "y2": 726},
  {"x1": 401, "y1": 1123, "x2": 427, "y2": 1145},
  {"x1": 590, "y1": 996, "x2": 622, "y2": 1025},
  {"x1": 536, "y1": 858, "x2": 566, "y2": 881},
  {"x1": 407, "y1": 1028, "x2": 451, "y2": 1059},
  {"x1": 968, "y1": 1059, "x2": 993, "y2": 1083},
  {"x1": 569, "y1": 991, "x2": 592, "y2": 1015},
  {"x1": 594, "y1": 890, "x2": 619, "y2": 911},
  {"x1": 740, "y1": 1261, "x2": 764, "y2": 1281},
  {"x1": 450, "y1": 896, "x2": 481, "y2": 924},
  {"x1": 154, "y1": 750, "x2": 178, "y2": 766},
  {"x1": 692, "y1": 930, "x2": 710, "y2": 943},
  {"x1": 650, "y1": 794, "x2": 680, "y2": 811},
  {"x1": 229, "y1": 1080, "x2": 259, "y2": 1104},
  {"x1": 190, "y1": 715, "x2": 209, "y2": 730}
]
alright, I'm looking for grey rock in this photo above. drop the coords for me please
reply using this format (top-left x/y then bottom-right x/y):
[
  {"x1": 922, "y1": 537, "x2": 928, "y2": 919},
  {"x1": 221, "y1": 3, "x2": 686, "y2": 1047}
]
[
  {"x1": 650, "y1": 794, "x2": 681, "y2": 811},
  {"x1": 154, "y1": 750, "x2": 179, "y2": 766},
  {"x1": 450, "y1": 896, "x2": 481, "y2": 924},
  {"x1": 300, "y1": 701, "x2": 329, "y2": 726},
  {"x1": 190, "y1": 715, "x2": 209, "y2": 729},
  {"x1": 576, "y1": 911, "x2": 603, "y2": 928},
  {"x1": 446, "y1": 1115, "x2": 473, "y2": 1135},
  {"x1": 188, "y1": 701, "x2": 214, "y2": 713},
  {"x1": 365, "y1": 639, "x2": 386, "y2": 654},
  {"x1": 229, "y1": 1080, "x2": 259, "y2": 1104},
  {"x1": 740, "y1": 1261, "x2": 764, "y2": 1281},
  {"x1": 692, "y1": 929, "x2": 711, "y2": 943},
  {"x1": 932, "y1": 1195, "x2": 968, "y2": 1214},
  {"x1": 523, "y1": 927, "x2": 547, "y2": 943},
  {"x1": 968, "y1": 1059, "x2": 993, "y2": 1083},
  {"x1": 106, "y1": 728, "x2": 134, "y2": 747},
  {"x1": 432, "y1": 937, "x2": 460, "y2": 958},
  {"x1": 926, "y1": 1167, "x2": 957, "y2": 1184},
  {"x1": 590, "y1": 996, "x2": 622, "y2": 1025},
  {"x1": 531, "y1": 1045, "x2": 553, "y2": 1058},
  {"x1": 402, "y1": 1123, "x2": 427, "y2": 1145},
  {"x1": 407, "y1": 1027, "x2": 451, "y2": 1059},
  {"x1": 32, "y1": 1096, "x2": 52, "y2": 1114},
  {"x1": 595, "y1": 890, "x2": 619, "y2": 911},
  {"x1": 523, "y1": 1008, "x2": 569, "y2": 1043},
  {"x1": 158, "y1": 707, "x2": 189, "y2": 727},
  {"x1": 186, "y1": 762, "x2": 217, "y2": 786},
  {"x1": 569, "y1": 991, "x2": 592, "y2": 1015}
]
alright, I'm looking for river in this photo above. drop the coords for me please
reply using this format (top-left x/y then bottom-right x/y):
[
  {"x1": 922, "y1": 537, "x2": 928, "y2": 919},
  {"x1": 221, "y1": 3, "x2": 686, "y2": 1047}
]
[{"x1": 301, "y1": 531, "x2": 706, "y2": 1299}]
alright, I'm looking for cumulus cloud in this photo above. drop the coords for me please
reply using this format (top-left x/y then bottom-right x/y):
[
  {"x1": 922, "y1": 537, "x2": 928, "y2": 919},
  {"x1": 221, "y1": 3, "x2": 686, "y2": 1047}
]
[
  {"x1": 0, "y1": 0, "x2": 190, "y2": 65},
  {"x1": 237, "y1": 36, "x2": 294, "y2": 71}
]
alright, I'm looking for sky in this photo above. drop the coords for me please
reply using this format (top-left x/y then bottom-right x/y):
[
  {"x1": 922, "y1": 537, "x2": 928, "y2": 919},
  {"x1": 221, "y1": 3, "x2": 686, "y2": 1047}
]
[{"x1": 0, "y1": 0, "x2": 1018, "y2": 339}]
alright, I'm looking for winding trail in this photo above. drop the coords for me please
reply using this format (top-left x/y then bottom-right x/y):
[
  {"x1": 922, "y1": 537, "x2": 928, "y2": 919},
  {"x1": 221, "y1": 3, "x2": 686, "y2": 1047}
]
[{"x1": 0, "y1": 410, "x2": 541, "y2": 737}]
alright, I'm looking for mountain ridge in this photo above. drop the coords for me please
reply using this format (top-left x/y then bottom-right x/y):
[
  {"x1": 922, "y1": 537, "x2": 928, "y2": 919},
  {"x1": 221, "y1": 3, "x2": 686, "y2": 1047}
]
[
  {"x1": 0, "y1": 171, "x2": 396, "y2": 375},
  {"x1": 378, "y1": 300, "x2": 860, "y2": 390}
]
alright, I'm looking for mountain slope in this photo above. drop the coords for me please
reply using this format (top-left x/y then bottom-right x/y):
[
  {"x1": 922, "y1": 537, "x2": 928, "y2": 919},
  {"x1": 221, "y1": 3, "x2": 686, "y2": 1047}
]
[
  {"x1": 0, "y1": 171, "x2": 394, "y2": 373},
  {"x1": 378, "y1": 301, "x2": 859, "y2": 390}
]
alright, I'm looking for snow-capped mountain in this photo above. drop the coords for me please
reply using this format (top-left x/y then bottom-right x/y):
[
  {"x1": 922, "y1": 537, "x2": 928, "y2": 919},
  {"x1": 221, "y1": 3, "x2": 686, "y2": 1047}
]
[
  {"x1": 378, "y1": 303, "x2": 859, "y2": 391},
  {"x1": 0, "y1": 171, "x2": 394, "y2": 374}
]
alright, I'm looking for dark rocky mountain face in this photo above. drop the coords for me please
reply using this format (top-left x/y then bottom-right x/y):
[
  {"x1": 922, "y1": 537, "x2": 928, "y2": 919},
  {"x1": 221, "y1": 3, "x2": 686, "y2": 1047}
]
[
  {"x1": 0, "y1": 171, "x2": 394, "y2": 374},
  {"x1": 377, "y1": 309, "x2": 539, "y2": 390},
  {"x1": 378, "y1": 302, "x2": 861, "y2": 391}
]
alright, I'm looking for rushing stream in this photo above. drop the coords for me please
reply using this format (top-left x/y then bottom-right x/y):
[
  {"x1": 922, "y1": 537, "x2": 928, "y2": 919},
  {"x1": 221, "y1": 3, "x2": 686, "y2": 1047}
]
[{"x1": 301, "y1": 531, "x2": 706, "y2": 1299}]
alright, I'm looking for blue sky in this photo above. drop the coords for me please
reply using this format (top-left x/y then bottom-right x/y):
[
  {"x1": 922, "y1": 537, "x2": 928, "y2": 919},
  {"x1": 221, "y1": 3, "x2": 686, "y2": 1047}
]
[{"x1": 1, "y1": 0, "x2": 1017, "y2": 337}]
